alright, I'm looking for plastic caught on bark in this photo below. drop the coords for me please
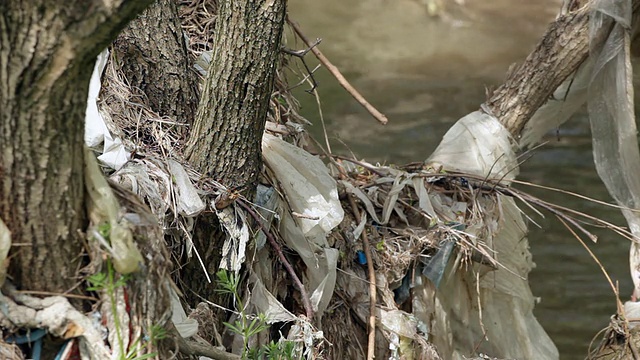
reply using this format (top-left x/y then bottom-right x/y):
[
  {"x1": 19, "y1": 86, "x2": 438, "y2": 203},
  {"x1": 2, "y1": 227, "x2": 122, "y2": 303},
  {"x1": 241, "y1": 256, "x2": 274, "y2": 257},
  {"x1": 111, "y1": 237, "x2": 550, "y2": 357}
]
[
  {"x1": 588, "y1": 0, "x2": 640, "y2": 301},
  {"x1": 519, "y1": 59, "x2": 592, "y2": 149},
  {"x1": 262, "y1": 133, "x2": 344, "y2": 235},
  {"x1": 426, "y1": 111, "x2": 518, "y2": 183},
  {"x1": 84, "y1": 49, "x2": 131, "y2": 170},
  {"x1": 167, "y1": 159, "x2": 205, "y2": 217},
  {"x1": 217, "y1": 205, "x2": 249, "y2": 272}
]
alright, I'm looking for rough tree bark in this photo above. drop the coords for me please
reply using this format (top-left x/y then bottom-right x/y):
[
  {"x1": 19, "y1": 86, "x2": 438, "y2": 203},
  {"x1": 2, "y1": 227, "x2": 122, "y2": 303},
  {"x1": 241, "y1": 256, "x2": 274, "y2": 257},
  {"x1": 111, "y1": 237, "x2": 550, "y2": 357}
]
[
  {"x1": 112, "y1": 0, "x2": 199, "y2": 126},
  {"x1": 485, "y1": 0, "x2": 640, "y2": 137},
  {"x1": 0, "y1": 0, "x2": 153, "y2": 295},
  {"x1": 185, "y1": 0, "x2": 286, "y2": 193},
  {"x1": 180, "y1": 0, "x2": 287, "y2": 304}
]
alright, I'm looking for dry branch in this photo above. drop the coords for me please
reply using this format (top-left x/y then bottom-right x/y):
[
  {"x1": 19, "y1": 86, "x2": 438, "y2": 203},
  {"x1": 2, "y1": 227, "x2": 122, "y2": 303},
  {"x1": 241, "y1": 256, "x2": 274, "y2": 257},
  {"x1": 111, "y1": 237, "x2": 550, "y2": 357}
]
[
  {"x1": 287, "y1": 17, "x2": 389, "y2": 125},
  {"x1": 237, "y1": 200, "x2": 314, "y2": 321}
]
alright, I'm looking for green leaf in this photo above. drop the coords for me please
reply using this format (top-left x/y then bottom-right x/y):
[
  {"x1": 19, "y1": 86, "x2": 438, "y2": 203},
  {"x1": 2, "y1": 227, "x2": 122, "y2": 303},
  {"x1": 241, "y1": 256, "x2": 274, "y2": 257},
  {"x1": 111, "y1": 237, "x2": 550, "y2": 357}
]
[{"x1": 223, "y1": 321, "x2": 243, "y2": 335}]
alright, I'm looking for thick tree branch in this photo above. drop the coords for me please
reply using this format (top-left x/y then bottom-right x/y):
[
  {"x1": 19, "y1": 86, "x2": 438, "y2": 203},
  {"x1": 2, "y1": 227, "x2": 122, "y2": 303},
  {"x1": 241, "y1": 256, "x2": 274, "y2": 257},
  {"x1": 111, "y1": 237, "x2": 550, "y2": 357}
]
[
  {"x1": 484, "y1": 1, "x2": 640, "y2": 138},
  {"x1": 484, "y1": 9, "x2": 590, "y2": 138}
]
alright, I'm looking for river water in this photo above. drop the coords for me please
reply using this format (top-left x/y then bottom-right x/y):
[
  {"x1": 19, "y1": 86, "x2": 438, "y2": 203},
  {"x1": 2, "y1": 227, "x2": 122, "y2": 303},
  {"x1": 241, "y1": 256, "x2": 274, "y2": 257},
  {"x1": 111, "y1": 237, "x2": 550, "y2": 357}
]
[{"x1": 289, "y1": 1, "x2": 633, "y2": 358}]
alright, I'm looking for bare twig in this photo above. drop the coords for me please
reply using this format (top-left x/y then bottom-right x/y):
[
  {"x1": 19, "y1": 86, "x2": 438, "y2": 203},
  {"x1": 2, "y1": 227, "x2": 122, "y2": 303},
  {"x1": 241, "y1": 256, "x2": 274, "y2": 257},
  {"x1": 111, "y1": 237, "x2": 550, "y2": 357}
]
[
  {"x1": 282, "y1": 39, "x2": 322, "y2": 93},
  {"x1": 556, "y1": 216, "x2": 623, "y2": 313},
  {"x1": 15, "y1": 290, "x2": 98, "y2": 302},
  {"x1": 328, "y1": 154, "x2": 386, "y2": 176},
  {"x1": 287, "y1": 16, "x2": 389, "y2": 125},
  {"x1": 347, "y1": 195, "x2": 376, "y2": 360},
  {"x1": 237, "y1": 200, "x2": 314, "y2": 321}
]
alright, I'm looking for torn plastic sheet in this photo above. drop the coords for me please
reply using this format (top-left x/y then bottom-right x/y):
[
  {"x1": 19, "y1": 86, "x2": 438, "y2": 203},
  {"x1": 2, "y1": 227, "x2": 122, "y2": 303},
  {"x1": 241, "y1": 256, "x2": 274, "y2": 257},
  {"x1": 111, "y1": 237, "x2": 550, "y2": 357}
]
[
  {"x1": 262, "y1": 133, "x2": 342, "y2": 319},
  {"x1": 167, "y1": 159, "x2": 205, "y2": 217},
  {"x1": 169, "y1": 286, "x2": 199, "y2": 338},
  {"x1": 423, "y1": 197, "x2": 558, "y2": 359},
  {"x1": 85, "y1": 49, "x2": 111, "y2": 148},
  {"x1": 426, "y1": 111, "x2": 518, "y2": 183},
  {"x1": 85, "y1": 147, "x2": 143, "y2": 274},
  {"x1": 217, "y1": 205, "x2": 249, "y2": 272},
  {"x1": 249, "y1": 273, "x2": 297, "y2": 324},
  {"x1": 280, "y1": 210, "x2": 338, "y2": 318},
  {"x1": 84, "y1": 49, "x2": 131, "y2": 170},
  {"x1": 416, "y1": 108, "x2": 557, "y2": 358},
  {"x1": 421, "y1": 240, "x2": 455, "y2": 288},
  {"x1": 262, "y1": 133, "x2": 343, "y2": 235},
  {"x1": 588, "y1": 1, "x2": 640, "y2": 296}
]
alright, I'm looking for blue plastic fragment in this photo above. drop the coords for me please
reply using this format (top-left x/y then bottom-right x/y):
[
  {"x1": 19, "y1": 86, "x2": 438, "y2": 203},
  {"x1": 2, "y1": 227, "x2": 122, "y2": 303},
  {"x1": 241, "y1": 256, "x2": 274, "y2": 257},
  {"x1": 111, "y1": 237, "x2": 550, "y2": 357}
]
[
  {"x1": 356, "y1": 250, "x2": 367, "y2": 265},
  {"x1": 5, "y1": 328, "x2": 46, "y2": 360},
  {"x1": 5, "y1": 328, "x2": 46, "y2": 345}
]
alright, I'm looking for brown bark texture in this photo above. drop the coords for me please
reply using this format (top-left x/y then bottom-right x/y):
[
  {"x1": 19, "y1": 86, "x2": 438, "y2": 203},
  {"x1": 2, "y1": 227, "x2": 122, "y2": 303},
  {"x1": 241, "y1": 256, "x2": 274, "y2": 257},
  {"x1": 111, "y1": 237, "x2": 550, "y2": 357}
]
[
  {"x1": 113, "y1": 0, "x2": 199, "y2": 126},
  {"x1": 486, "y1": 0, "x2": 640, "y2": 138},
  {"x1": 185, "y1": 0, "x2": 286, "y2": 194},
  {"x1": 485, "y1": 10, "x2": 589, "y2": 138},
  {"x1": 0, "y1": 1, "x2": 153, "y2": 293}
]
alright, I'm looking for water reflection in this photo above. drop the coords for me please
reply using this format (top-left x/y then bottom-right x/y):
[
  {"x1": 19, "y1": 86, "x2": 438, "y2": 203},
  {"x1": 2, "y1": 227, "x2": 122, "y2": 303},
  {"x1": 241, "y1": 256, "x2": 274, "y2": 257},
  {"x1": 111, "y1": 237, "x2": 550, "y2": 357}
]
[{"x1": 290, "y1": 1, "x2": 633, "y2": 358}]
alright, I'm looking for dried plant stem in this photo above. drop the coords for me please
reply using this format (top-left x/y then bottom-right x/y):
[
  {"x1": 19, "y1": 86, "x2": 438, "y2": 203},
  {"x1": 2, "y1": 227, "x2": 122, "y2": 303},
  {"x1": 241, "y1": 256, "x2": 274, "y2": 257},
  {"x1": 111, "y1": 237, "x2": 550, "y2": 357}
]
[
  {"x1": 348, "y1": 195, "x2": 377, "y2": 360},
  {"x1": 556, "y1": 216, "x2": 623, "y2": 315},
  {"x1": 237, "y1": 200, "x2": 314, "y2": 321},
  {"x1": 287, "y1": 16, "x2": 388, "y2": 125}
]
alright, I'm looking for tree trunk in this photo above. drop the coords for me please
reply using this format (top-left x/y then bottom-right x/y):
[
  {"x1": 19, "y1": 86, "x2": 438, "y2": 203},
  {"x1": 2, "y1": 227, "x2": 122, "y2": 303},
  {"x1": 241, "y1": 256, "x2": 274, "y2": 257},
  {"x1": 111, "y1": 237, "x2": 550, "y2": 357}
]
[
  {"x1": 0, "y1": 1, "x2": 153, "y2": 295},
  {"x1": 112, "y1": 0, "x2": 199, "y2": 127},
  {"x1": 185, "y1": 0, "x2": 286, "y2": 193},
  {"x1": 179, "y1": 0, "x2": 286, "y2": 306}
]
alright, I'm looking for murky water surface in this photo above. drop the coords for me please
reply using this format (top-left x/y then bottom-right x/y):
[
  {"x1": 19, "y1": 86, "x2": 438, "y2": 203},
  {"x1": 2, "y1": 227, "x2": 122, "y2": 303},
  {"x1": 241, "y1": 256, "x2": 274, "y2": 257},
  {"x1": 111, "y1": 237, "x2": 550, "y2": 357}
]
[{"x1": 289, "y1": 1, "x2": 633, "y2": 358}]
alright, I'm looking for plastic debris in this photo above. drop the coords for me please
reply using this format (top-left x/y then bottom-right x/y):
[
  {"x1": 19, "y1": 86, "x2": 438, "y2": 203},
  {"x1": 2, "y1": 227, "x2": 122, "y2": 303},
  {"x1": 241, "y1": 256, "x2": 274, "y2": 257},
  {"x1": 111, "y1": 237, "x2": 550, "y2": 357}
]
[
  {"x1": 262, "y1": 133, "x2": 344, "y2": 236},
  {"x1": 170, "y1": 287, "x2": 199, "y2": 338},
  {"x1": 217, "y1": 205, "x2": 249, "y2": 272},
  {"x1": 254, "y1": 185, "x2": 279, "y2": 250},
  {"x1": 249, "y1": 273, "x2": 297, "y2": 323},
  {"x1": 84, "y1": 49, "x2": 131, "y2": 170},
  {"x1": 588, "y1": 0, "x2": 640, "y2": 299},
  {"x1": 167, "y1": 159, "x2": 206, "y2": 217},
  {"x1": 422, "y1": 240, "x2": 456, "y2": 288},
  {"x1": 427, "y1": 111, "x2": 518, "y2": 183},
  {"x1": 356, "y1": 250, "x2": 367, "y2": 265},
  {"x1": 263, "y1": 133, "x2": 342, "y2": 318}
]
